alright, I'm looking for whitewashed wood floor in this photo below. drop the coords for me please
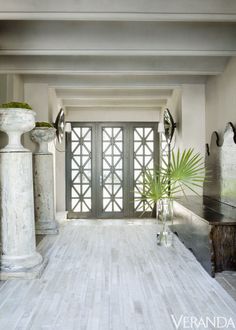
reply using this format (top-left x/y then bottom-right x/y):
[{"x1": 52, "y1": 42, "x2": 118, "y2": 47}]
[{"x1": 0, "y1": 219, "x2": 236, "y2": 330}]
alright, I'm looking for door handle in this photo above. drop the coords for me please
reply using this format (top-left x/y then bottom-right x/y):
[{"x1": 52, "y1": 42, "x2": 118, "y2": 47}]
[{"x1": 100, "y1": 175, "x2": 102, "y2": 186}]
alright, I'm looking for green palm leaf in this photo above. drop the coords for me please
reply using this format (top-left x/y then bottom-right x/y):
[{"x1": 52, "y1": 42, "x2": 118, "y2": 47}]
[
  {"x1": 137, "y1": 148, "x2": 206, "y2": 211},
  {"x1": 168, "y1": 148, "x2": 205, "y2": 195}
]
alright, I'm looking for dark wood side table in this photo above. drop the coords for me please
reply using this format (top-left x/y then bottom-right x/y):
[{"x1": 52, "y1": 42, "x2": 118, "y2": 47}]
[{"x1": 170, "y1": 196, "x2": 236, "y2": 277}]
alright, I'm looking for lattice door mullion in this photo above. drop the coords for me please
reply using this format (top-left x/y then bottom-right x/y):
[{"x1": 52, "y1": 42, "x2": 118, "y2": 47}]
[
  {"x1": 112, "y1": 129, "x2": 114, "y2": 212},
  {"x1": 70, "y1": 126, "x2": 92, "y2": 213},
  {"x1": 102, "y1": 127, "x2": 124, "y2": 213},
  {"x1": 134, "y1": 127, "x2": 155, "y2": 213}
]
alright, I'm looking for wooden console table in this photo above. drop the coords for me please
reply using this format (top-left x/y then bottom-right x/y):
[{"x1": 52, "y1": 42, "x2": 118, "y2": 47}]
[{"x1": 170, "y1": 196, "x2": 236, "y2": 277}]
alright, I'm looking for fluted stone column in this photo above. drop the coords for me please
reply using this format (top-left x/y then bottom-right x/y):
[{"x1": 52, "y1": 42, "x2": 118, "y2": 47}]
[
  {"x1": 0, "y1": 108, "x2": 45, "y2": 280},
  {"x1": 30, "y1": 127, "x2": 59, "y2": 235}
]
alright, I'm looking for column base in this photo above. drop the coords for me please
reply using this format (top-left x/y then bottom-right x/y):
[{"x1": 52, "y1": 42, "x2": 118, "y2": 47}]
[
  {"x1": 0, "y1": 255, "x2": 48, "y2": 280},
  {"x1": 35, "y1": 220, "x2": 59, "y2": 235}
]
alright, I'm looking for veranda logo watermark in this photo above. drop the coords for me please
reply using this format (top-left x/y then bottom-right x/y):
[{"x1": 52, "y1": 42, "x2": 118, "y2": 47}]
[{"x1": 171, "y1": 314, "x2": 236, "y2": 329}]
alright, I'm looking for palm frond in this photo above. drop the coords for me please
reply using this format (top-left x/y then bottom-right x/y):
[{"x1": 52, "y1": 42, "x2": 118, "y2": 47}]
[
  {"x1": 168, "y1": 148, "x2": 205, "y2": 192},
  {"x1": 136, "y1": 148, "x2": 208, "y2": 216}
]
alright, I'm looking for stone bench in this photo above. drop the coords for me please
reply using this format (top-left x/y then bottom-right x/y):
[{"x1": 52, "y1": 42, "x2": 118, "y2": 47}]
[{"x1": 170, "y1": 196, "x2": 236, "y2": 277}]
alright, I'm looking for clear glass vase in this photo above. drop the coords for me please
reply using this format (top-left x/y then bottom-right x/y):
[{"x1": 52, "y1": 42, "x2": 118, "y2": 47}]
[
  {"x1": 156, "y1": 198, "x2": 173, "y2": 247},
  {"x1": 156, "y1": 198, "x2": 173, "y2": 224}
]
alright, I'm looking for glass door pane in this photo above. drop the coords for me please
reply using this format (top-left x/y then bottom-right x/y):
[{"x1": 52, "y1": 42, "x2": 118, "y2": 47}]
[
  {"x1": 68, "y1": 126, "x2": 93, "y2": 216},
  {"x1": 102, "y1": 127, "x2": 124, "y2": 213},
  {"x1": 133, "y1": 127, "x2": 155, "y2": 213}
]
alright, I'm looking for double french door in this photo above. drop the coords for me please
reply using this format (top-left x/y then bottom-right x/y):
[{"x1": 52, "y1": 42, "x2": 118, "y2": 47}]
[{"x1": 66, "y1": 122, "x2": 159, "y2": 218}]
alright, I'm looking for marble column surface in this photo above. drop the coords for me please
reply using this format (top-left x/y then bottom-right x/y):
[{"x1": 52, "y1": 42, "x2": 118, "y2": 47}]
[
  {"x1": 33, "y1": 153, "x2": 59, "y2": 235},
  {"x1": 0, "y1": 151, "x2": 46, "y2": 280}
]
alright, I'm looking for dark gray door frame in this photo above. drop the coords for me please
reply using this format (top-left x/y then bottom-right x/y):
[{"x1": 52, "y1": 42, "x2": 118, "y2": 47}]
[{"x1": 66, "y1": 122, "x2": 159, "y2": 219}]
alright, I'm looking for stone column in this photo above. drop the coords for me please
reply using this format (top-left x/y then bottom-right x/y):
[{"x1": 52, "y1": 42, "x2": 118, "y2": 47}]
[
  {"x1": 0, "y1": 108, "x2": 45, "y2": 280},
  {"x1": 30, "y1": 127, "x2": 59, "y2": 235}
]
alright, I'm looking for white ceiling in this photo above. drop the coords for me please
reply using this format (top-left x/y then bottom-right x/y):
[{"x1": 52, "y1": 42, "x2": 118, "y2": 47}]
[{"x1": 0, "y1": 0, "x2": 235, "y2": 114}]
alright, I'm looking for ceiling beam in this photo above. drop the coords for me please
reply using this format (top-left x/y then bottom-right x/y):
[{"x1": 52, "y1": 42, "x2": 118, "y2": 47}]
[
  {"x1": 1, "y1": 50, "x2": 235, "y2": 56},
  {"x1": 1, "y1": 0, "x2": 236, "y2": 16},
  {"x1": 56, "y1": 88, "x2": 173, "y2": 99},
  {"x1": 0, "y1": 22, "x2": 235, "y2": 56},
  {"x1": 0, "y1": 13, "x2": 236, "y2": 22},
  {"x1": 0, "y1": 56, "x2": 228, "y2": 75},
  {"x1": 62, "y1": 98, "x2": 167, "y2": 107},
  {"x1": 66, "y1": 106, "x2": 162, "y2": 112},
  {"x1": 23, "y1": 74, "x2": 207, "y2": 87}
]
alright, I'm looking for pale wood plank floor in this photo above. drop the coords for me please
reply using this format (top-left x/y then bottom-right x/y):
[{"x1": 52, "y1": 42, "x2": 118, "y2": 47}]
[
  {"x1": 0, "y1": 220, "x2": 236, "y2": 330},
  {"x1": 216, "y1": 271, "x2": 236, "y2": 301}
]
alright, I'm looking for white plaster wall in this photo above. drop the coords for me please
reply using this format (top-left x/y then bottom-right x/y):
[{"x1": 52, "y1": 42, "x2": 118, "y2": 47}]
[
  {"x1": 0, "y1": 75, "x2": 7, "y2": 104},
  {"x1": 24, "y1": 83, "x2": 49, "y2": 121},
  {"x1": 66, "y1": 108, "x2": 160, "y2": 122},
  {"x1": 166, "y1": 85, "x2": 205, "y2": 156},
  {"x1": 23, "y1": 83, "x2": 50, "y2": 152},
  {"x1": 206, "y1": 57, "x2": 236, "y2": 144},
  {"x1": 166, "y1": 86, "x2": 205, "y2": 196},
  {"x1": 181, "y1": 84, "x2": 205, "y2": 156},
  {"x1": 0, "y1": 74, "x2": 24, "y2": 104},
  {"x1": 9, "y1": 75, "x2": 24, "y2": 102}
]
